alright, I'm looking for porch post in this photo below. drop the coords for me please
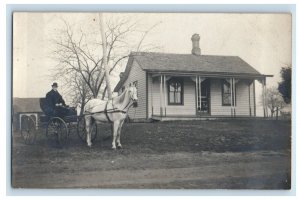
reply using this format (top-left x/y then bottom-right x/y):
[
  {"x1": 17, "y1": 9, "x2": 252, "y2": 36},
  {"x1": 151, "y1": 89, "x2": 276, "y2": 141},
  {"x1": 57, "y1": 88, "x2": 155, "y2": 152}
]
[
  {"x1": 164, "y1": 75, "x2": 167, "y2": 116},
  {"x1": 151, "y1": 74, "x2": 153, "y2": 116},
  {"x1": 262, "y1": 78, "x2": 266, "y2": 117},
  {"x1": 230, "y1": 78, "x2": 233, "y2": 117},
  {"x1": 262, "y1": 78, "x2": 264, "y2": 117},
  {"x1": 195, "y1": 76, "x2": 198, "y2": 112},
  {"x1": 19, "y1": 114, "x2": 22, "y2": 130},
  {"x1": 199, "y1": 76, "x2": 202, "y2": 111},
  {"x1": 248, "y1": 82, "x2": 252, "y2": 117},
  {"x1": 264, "y1": 77, "x2": 268, "y2": 117},
  {"x1": 261, "y1": 80, "x2": 266, "y2": 117},
  {"x1": 233, "y1": 78, "x2": 236, "y2": 117},
  {"x1": 253, "y1": 80, "x2": 256, "y2": 117},
  {"x1": 160, "y1": 75, "x2": 163, "y2": 117}
]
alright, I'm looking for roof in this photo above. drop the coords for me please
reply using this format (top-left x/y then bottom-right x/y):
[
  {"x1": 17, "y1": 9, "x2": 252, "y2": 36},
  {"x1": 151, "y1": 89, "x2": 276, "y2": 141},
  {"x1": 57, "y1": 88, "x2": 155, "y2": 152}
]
[
  {"x1": 114, "y1": 52, "x2": 268, "y2": 92},
  {"x1": 13, "y1": 98, "x2": 42, "y2": 113}
]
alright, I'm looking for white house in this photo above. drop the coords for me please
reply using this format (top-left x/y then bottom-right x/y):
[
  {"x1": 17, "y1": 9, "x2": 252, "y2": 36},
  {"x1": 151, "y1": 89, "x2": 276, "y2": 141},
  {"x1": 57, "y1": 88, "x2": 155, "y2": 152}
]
[{"x1": 114, "y1": 34, "x2": 272, "y2": 121}]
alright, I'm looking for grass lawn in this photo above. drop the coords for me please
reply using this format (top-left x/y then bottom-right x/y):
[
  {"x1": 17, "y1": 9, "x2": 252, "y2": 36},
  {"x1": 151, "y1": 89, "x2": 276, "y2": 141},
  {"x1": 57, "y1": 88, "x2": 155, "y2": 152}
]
[
  {"x1": 11, "y1": 119, "x2": 291, "y2": 189},
  {"x1": 119, "y1": 119, "x2": 291, "y2": 153}
]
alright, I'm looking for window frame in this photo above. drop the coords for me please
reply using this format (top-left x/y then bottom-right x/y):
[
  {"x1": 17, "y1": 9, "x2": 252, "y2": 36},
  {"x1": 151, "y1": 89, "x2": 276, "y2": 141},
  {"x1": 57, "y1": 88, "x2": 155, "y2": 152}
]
[
  {"x1": 167, "y1": 78, "x2": 184, "y2": 105},
  {"x1": 221, "y1": 79, "x2": 236, "y2": 106}
]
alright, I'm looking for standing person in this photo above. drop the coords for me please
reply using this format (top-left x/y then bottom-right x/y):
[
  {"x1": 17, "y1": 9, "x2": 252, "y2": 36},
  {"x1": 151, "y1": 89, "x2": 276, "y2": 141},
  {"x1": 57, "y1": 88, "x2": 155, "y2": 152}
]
[{"x1": 44, "y1": 82, "x2": 70, "y2": 117}]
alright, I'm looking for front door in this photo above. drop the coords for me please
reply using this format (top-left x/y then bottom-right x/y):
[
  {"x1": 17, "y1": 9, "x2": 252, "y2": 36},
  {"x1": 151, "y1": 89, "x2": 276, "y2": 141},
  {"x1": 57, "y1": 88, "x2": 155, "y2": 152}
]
[{"x1": 197, "y1": 79, "x2": 210, "y2": 115}]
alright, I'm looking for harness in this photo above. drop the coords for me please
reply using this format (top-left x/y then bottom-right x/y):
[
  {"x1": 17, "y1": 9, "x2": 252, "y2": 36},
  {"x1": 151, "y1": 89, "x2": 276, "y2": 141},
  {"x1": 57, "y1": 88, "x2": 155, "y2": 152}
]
[
  {"x1": 82, "y1": 98, "x2": 133, "y2": 123},
  {"x1": 104, "y1": 101, "x2": 112, "y2": 123}
]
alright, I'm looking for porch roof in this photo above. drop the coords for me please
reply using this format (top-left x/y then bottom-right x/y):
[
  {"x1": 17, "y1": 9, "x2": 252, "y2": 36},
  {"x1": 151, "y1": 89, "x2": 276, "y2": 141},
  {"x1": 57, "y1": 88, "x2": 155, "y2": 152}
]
[{"x1": 114, "y1": 52, "x2": 272, "y2": 92}]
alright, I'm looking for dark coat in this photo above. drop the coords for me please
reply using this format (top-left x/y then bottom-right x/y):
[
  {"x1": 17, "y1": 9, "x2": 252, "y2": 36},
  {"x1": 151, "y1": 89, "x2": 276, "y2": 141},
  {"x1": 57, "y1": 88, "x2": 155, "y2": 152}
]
[{"x1": 44, "y1": 89, "x2": 66, "y2": 115}]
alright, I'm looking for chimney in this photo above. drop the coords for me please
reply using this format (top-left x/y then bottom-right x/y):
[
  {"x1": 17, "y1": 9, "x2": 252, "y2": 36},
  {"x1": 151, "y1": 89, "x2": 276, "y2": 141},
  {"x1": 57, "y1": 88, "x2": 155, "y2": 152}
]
[
  {"x1": 119, "y1": 72, "x2": 124, "y2": 79},
  {"x1": 191, "y1": 34, "x2": 201, "y2": 56}
]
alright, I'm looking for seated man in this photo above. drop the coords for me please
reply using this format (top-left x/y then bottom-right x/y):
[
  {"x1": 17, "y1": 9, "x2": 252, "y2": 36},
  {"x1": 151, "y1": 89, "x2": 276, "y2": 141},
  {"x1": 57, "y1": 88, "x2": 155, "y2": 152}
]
[{"x1": 44, "y1": 82, "x2": 73, "y2": 118}]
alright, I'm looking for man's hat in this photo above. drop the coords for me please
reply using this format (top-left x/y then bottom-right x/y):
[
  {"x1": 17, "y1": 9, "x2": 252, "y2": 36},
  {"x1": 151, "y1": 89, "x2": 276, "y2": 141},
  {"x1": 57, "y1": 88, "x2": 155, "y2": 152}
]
[{"x1": 52, "y1": 82, "x2": 58, "y2": 87}]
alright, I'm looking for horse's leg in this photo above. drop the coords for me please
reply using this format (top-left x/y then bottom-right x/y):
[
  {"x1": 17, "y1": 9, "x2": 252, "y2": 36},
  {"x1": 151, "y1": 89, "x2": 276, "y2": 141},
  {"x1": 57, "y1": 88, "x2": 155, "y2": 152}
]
[
  {"x1": 116, "y1": 119, "x2": 125, "y2": 148},
  {"x1": 112, "y1": 120, "x2": 120, "y2": 150},
  {"x1": 85, "y1": 116, "x2": 92, "y2": 147}
]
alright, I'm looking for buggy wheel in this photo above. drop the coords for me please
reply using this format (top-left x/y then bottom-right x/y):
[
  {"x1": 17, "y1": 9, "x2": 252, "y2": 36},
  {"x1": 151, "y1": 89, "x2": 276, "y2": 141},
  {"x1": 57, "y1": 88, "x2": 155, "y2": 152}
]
[
  {"x1": 46, "y1": 117, "x2": 68, "y2": 147},
  {"x1": 77, "y1": 117, "x2": 97, "y2": 143},
  {"x1": 20, "y1": 115, "x2": 37, "y2": 145}
]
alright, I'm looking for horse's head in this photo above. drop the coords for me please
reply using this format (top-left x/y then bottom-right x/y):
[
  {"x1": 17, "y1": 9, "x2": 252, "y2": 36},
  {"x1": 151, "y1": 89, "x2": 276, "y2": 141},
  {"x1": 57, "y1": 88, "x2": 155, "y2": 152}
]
[{"x1": 128, "y1": 86, "x2": 138, "y2": 107}]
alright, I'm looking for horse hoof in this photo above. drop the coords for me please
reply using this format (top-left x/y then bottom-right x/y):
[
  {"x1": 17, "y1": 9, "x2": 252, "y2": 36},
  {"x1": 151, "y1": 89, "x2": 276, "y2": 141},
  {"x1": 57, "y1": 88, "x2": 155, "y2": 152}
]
[
  {"x1": 117, "y1": 145, "x2": 122, "y2": 149},
  {"x1": 112, "y1": 146, "x2": 117, "y2": 150}
]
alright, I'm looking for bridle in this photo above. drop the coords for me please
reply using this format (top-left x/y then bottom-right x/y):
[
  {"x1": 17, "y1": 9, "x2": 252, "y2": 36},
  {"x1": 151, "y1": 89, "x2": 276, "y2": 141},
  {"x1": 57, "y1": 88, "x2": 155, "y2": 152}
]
[{"x1": 114, "y1": 89, "x2": 137, "y2": 111}]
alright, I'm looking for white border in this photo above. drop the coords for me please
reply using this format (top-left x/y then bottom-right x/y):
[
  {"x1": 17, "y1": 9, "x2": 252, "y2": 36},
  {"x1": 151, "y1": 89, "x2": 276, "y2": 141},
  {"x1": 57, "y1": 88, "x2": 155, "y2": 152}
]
[{"x1": 2, "y1": 1, "x2": 298, "y2": 199}]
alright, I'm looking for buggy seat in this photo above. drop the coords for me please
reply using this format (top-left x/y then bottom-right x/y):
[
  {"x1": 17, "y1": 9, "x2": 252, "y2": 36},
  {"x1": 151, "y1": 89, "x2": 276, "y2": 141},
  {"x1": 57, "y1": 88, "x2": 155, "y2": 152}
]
[
  {"x1": 39, "y1": 98, "x2": 48, "y2": 115},
  {"x1": 39, "y1": 98, "x2": 77, "y2": 123},
  {"x1": 39, "y1": 98, "x2": 51, "y2": 122}
]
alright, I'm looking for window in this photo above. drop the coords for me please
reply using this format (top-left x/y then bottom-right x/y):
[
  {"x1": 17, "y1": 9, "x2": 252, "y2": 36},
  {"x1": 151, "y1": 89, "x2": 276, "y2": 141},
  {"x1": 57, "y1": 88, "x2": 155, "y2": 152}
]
[
  {"x1": 222, "y1": 80, "x2": 235, "y2": 106},
  {"x1": 168, "y1": 78, "x2": 184, "y2": 105}
]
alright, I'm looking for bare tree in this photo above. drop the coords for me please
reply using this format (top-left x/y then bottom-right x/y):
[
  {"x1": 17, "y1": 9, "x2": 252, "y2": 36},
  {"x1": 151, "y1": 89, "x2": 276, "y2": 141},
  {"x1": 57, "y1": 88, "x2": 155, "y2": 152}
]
[
  {"x1": 70, "y1": 73, "x2": 94, "y2": 114},
  {"x1": 51, "y1": 15, "x2": 161, "y2": 109},
  {"x1": 265, "y1": 86, "x2": 285, "y2": 119}
]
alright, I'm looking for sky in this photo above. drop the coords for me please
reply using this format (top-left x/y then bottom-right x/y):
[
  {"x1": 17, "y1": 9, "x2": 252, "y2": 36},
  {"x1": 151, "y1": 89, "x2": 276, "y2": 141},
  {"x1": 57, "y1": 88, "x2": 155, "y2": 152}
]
[{"x1": 13, "y1": 12, "x2": 292, "y2": 108}]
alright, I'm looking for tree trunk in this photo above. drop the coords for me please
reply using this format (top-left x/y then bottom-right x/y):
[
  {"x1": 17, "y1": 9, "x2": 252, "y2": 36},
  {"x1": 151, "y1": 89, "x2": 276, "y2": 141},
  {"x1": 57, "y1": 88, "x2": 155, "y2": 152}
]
[
  {"x1": 80, "y1": 102, "x2": 85, "y2": 116},
  {"x1": 271, "y1": 107, "x2": 275, "y2": 118},
  {"x1": 80, "y1": 96, "x2": 85, "y2": 116},
  {"x1": 99, "y1": 13, "x2": 112, "y2": 100},
  {"x1": 101, "y1": 86, "x2": 107, "y2": 100}
]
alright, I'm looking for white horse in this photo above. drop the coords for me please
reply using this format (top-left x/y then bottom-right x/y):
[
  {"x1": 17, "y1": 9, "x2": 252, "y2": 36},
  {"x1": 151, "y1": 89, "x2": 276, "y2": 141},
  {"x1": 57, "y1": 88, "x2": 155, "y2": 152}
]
[{"x1": 77, "y1": 86, "x2": 138, "y2": 149}]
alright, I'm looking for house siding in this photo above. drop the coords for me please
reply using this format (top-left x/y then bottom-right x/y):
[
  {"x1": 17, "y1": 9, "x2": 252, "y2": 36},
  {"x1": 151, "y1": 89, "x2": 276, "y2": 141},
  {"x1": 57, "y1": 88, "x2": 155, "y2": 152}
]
[
  {"x1": 150, "y1": 76, "x2": 196, "y2": 116},
  {"x1": 120, "y1": 67, "x2": 253, "y2": 119},
  {"x1": 210, "y1": 78, "x2": 250, "y2": 116},
  {"x1": 119, "y1": 60, "x2": 147, "y2": 119}
]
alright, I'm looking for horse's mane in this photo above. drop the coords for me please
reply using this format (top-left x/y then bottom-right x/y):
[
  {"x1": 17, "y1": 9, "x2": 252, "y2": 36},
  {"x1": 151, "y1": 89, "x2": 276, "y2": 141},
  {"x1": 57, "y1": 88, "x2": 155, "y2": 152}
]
[{"x1": 114, "y1": 88, "x2": 128, "y2": 104}]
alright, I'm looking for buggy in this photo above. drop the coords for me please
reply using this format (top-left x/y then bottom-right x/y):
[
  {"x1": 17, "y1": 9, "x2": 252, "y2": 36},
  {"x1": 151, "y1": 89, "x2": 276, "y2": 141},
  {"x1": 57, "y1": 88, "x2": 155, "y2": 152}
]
[{"x1": 19, "y1": 98, "x2": 97, "y2": 147}]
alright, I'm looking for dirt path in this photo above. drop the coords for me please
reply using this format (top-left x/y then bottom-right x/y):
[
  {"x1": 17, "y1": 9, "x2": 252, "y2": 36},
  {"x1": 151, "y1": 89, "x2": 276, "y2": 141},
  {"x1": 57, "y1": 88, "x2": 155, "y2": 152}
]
[{"x1": 13, "y1": 151, "x2": 290, "y2": 189}]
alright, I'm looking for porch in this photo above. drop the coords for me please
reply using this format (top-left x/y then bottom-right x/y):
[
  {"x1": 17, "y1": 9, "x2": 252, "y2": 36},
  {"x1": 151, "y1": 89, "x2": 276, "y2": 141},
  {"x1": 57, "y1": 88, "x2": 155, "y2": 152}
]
[{"x1": 148, "y1": 73, "x2": 272, "y2": 120}]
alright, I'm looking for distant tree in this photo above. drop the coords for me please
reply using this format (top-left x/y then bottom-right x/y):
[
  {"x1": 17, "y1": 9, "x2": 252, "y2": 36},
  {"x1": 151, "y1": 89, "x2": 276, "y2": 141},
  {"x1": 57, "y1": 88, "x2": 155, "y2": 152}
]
[
  {"x1": 265, "y1": 87, "x2": 285, "y2": 119},
  {"x1": 278, "y1": 65, "x2": 291, "y2": 104}
]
